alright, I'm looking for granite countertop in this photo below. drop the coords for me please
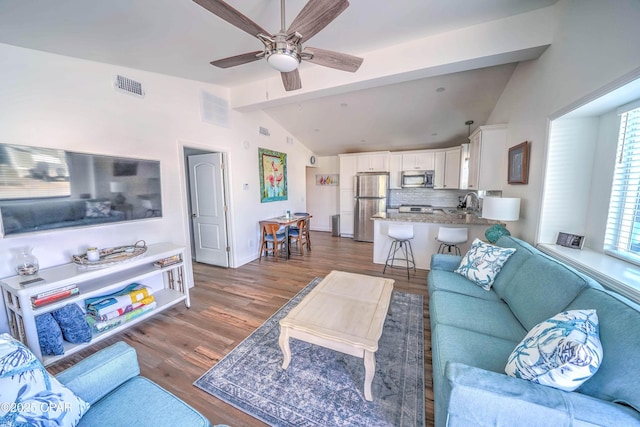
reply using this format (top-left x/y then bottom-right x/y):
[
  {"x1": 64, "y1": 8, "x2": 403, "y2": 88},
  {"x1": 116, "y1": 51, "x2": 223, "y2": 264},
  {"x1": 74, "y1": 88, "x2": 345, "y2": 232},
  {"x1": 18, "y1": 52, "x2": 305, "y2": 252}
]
[{"x1": 372, "y1": 211, "x2": 493, "y2": 225}]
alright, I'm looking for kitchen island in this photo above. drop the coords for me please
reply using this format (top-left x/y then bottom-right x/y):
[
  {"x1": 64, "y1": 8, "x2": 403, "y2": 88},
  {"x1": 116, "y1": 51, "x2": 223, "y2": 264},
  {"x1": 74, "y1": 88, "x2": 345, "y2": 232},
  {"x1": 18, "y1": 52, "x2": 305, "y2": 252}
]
[{"x1": 372, "y1": 211, "x2": 493, "y2": 270}]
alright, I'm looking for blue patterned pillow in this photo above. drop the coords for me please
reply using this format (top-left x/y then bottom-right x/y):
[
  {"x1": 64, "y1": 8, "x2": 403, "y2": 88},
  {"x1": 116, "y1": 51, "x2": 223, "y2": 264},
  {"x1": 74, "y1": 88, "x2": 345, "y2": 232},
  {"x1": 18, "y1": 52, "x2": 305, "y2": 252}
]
[
  {"x1": 51, "y1": 304, "x2": 92, "y2": 344},
  {"x1": 35, "y1": 312, "x2": 65, "y2": 356},
  {"x1": 454, "y1": 239, "x2": 516, "y2": 290},
  {"x1": 85, "y1": 200, "x2": 111, "y2": 218},
  {"x1": 505, "y1": 309, "x2": 603, "y2": 391},
  {"x1": 0, "y1": 333, "x2": 89, "y2": 426}
]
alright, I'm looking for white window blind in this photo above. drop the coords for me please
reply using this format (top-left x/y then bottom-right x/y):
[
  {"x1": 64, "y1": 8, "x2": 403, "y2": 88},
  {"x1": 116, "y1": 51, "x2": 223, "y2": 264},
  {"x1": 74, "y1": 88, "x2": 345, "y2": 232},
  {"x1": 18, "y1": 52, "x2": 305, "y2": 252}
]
[
  {"x1": 0, "y1": 144, "x2": 70, "y2": 200},
  {"x1": 604, "y1": 103, "x2": 640, "y2": 264}
]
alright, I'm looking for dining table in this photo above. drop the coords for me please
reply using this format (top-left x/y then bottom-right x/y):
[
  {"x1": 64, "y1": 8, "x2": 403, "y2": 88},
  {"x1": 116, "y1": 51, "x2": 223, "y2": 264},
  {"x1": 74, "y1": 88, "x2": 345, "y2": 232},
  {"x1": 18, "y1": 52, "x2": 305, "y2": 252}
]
[{"x1": 262, "y1": 213, "x2": 312, "y2": 259}]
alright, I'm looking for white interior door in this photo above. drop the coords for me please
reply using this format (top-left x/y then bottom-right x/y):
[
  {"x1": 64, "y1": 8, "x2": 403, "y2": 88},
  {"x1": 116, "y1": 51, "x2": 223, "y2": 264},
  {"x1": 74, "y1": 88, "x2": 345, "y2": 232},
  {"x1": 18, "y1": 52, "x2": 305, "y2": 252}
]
[{"x1": 188, "y1": 153, "x2": 229, "y2": 267}]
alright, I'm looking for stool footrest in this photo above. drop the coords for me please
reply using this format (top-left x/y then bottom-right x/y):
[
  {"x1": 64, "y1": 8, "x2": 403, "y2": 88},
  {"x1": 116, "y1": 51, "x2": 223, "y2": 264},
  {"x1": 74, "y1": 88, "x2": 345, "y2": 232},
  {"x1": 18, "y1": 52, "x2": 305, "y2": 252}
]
[{"x1": 383, "y1": 238, "x2": 416, "y2": 280}]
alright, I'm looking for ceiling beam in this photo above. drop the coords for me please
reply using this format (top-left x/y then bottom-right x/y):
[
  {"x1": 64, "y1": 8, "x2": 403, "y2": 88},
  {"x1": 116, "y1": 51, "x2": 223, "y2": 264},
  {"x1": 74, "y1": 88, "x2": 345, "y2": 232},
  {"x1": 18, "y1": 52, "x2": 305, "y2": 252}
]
[{"x1": 229, "y1": 5, "x2": 557, "y2": 112}]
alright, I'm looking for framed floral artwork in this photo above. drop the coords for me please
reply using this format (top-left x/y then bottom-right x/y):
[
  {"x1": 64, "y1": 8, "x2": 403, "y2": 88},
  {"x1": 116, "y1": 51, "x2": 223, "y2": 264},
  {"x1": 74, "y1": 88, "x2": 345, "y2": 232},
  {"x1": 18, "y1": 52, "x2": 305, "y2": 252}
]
[{"x1": 258, "y1": 147, "x2": 287, "y2": 202}]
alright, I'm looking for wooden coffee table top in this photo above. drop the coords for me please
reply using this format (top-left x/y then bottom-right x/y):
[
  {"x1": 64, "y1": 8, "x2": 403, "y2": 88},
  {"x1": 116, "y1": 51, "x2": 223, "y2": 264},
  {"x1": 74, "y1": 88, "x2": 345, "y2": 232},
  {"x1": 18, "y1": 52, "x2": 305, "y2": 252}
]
[{"x1": 280, "y1": 270, "x2": 395, "y2": 352}]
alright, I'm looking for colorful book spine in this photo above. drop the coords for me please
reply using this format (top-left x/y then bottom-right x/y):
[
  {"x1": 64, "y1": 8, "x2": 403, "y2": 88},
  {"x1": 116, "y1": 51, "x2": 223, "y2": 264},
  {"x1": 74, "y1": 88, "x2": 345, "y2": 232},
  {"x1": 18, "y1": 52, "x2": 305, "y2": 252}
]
[
  {"x1": 34, "y1": 284, "x2": 78, "y2": 299},
  {"x1": 31, "y1": 287, "x2": 80, "y2": 308},
  {"x1": 154, "y1": 254, "x2": 182, "y2": 268}
]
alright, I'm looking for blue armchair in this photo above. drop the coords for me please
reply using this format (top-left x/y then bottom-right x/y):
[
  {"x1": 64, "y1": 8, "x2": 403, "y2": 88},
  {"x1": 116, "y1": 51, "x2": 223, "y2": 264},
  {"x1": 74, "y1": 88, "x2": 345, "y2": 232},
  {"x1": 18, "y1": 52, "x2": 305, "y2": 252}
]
[{"x1": 56, "y1": 342, "x2": 216, "y2": 427}]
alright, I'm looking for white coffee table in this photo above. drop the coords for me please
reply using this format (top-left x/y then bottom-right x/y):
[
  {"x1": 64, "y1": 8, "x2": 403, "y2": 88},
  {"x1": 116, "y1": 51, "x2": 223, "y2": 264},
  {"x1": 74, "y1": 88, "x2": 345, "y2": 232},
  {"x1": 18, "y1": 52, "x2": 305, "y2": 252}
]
[{"x1": 278, "y1": 270, "x2": 394, "y2": 401}]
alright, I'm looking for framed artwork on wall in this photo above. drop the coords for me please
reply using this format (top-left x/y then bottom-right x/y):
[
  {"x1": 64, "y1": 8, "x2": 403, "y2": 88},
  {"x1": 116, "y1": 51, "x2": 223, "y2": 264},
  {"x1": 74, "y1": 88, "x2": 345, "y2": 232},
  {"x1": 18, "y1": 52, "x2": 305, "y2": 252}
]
[
  {"x1": 258, "y1": 147, "x2": 287, "y2": 203},
  {"x1": 316, "y1": 174, "x2": 339, "y2": 186},
  {"x1": 508, "y1": 141, "x2": 529, "y2": 184}
]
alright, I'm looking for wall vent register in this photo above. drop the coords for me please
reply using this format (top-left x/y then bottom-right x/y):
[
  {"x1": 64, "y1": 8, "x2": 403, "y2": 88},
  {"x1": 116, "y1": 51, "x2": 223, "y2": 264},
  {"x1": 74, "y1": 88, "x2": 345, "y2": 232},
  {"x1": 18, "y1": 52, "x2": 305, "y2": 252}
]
[{"x1": 114, "y1": 75, "x2": 145, "y2": 97}]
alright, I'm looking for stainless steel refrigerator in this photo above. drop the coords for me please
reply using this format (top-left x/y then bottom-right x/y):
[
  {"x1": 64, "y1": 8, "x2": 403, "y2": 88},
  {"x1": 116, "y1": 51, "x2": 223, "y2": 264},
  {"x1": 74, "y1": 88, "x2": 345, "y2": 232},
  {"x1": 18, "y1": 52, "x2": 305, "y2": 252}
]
[{"x1": 354, "y1": 172, "x2": 389, "y2": 242}]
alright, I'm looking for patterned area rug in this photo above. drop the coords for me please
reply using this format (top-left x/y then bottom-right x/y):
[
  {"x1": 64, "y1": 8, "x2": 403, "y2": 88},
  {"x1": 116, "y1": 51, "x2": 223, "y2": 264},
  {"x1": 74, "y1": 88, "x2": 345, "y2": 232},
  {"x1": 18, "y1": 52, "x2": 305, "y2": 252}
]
[{"x1": 194, "y1": 277, "x2": 425, "y2": 427}]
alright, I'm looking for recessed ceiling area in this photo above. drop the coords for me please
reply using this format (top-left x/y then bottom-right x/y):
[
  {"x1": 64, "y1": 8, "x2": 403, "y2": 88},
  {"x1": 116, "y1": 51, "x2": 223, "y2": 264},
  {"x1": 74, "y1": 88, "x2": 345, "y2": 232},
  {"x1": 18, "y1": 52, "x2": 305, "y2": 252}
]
[
  {"x1": 263, "y1": 63, "x2": 518, "y2": 155},
  {"x1": 0, "y1": 0, "x2": 559, "y2": 156}
]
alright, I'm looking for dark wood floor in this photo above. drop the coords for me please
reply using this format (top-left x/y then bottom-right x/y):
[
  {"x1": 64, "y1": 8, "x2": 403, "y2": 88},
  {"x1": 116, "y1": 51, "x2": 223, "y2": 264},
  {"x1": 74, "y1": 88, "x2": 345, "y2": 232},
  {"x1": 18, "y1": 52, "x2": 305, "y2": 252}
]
[{"x1": 48, "y1": 231, "x2": 434, "y2": 426}]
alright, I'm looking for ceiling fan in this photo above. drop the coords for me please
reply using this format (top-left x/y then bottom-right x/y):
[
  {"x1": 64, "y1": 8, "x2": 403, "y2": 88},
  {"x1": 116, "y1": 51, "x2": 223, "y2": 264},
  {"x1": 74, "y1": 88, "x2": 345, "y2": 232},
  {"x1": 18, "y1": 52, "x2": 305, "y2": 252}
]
[{"x1": 193, "y1": 0, "x2": 364, "y2": 91}]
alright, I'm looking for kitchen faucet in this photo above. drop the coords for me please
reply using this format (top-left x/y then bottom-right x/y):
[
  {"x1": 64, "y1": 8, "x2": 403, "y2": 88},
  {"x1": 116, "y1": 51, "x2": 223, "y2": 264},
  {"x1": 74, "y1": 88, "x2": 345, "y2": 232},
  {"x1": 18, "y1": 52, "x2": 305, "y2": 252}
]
[{"x1": 464, "y1": 192, "x2": 480, "y2": 213}]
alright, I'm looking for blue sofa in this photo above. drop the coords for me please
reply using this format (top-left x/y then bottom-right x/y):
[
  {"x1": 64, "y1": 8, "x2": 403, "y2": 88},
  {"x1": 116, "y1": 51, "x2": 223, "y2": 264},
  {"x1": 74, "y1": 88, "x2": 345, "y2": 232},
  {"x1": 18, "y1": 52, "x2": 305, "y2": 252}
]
[
  {"x1": 428, "y1": 236, "x2": 640, "y2": 426},
  {"x1": 0, "y1": 199, "x2": 124, "y2": 235},
  {"x1": 56, "y1": 342, "x2": 214, "y2": 427}
]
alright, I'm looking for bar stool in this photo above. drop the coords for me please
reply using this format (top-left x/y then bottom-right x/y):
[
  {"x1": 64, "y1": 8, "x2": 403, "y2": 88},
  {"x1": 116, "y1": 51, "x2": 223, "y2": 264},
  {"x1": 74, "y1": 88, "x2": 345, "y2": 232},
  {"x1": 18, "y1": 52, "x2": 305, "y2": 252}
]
[
  {"x1": 383, "y1": 224, "x2": 416, "y2": 279},
  {"x1": 436, "y1": 227, "x2": 468, "y2": 256}
]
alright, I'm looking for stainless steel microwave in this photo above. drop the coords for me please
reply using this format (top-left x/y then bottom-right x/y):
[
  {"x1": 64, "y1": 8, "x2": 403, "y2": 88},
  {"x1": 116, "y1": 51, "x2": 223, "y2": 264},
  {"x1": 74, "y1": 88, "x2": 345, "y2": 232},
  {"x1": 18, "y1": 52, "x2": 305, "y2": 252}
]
[{"x1": 401, "y1": 170, "x2": 434, "y2": 188}]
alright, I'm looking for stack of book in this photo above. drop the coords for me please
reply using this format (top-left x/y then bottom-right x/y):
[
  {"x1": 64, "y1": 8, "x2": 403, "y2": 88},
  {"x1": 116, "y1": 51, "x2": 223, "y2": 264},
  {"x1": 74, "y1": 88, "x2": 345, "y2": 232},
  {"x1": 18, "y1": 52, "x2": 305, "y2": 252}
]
[
  {"x1": 153, "y1": 254, "x2": 182, "y2": 268},
  {"x1": 31, "y1": 284, "x2": 79, "y2": 308}
]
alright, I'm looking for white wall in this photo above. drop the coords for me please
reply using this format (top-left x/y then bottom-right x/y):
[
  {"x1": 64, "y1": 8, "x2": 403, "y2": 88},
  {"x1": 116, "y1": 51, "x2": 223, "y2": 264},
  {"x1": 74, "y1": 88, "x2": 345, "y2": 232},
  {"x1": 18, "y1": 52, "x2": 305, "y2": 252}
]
[
  {"x1": 305, "y1": 156, "x2": 339, "y2": 232},
  {"x1": 0, "y1": 43, "x2": 311, "y2": 333},
  {"x1": 487, "y1": 0, "x2": 640, "y2": 243}
]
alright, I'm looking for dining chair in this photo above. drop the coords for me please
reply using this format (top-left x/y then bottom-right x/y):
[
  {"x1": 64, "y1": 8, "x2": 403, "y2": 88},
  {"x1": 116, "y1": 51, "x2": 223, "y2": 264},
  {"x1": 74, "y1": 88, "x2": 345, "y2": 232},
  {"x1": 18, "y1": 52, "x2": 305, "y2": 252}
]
[
  {"x1": 288, "y1": 217, "x2": 309, "y2": 256},
  {"x1": 259, "y1": 221, "x2": 287, "y2": 261},
  {"x1": 293, "y1": 212, "x2": 312, "y2": 251}
]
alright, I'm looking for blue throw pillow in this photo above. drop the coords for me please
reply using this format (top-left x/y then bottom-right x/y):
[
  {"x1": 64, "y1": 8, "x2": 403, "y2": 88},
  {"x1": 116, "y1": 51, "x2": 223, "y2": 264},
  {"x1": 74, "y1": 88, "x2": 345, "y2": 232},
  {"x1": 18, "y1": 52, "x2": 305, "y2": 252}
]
[
  {"x1": 35, "y1": 312, "x2": 64, "y2": 356},
  {"x1": 454, "y1": 239, "x2": 516, "y2": 290},
  {"x1": 85, "y1": 200, "x2": 111, "y2": 218},
  {"x1": 0, "y1": 333, "x2": 89, "y2": 426},
  {"x1": 51, "y1": 304, "x2": 93, "y2": 344},
  {"x1": 505, "y1": 309, "x2": 603, "y2": 391}
]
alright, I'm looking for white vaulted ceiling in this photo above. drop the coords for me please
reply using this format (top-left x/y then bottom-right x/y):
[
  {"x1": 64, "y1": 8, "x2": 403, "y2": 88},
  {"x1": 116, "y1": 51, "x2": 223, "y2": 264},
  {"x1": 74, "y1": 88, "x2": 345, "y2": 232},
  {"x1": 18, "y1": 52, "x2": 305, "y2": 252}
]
[{"x1": 0, "y1": 0, "x2": 559, "y2": 155}]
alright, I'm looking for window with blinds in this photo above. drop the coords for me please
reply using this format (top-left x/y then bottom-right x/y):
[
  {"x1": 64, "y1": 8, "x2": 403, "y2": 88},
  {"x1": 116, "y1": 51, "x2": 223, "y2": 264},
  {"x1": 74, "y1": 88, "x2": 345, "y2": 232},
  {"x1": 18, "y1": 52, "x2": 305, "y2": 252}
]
[
  {"x1": 0, "y1": 144, "x2": 71, "y2": 200},
  {"x1": 604, "y1": 101, "x2": 640, "y2": 264}
]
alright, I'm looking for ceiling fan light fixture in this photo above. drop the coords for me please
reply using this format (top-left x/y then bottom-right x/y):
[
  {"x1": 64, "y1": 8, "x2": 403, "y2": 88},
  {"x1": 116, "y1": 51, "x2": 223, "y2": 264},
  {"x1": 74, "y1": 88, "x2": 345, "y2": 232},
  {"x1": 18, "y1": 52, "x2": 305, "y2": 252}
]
[{"x1": 267, "y1": 50, "x2": 300, "y2": 72}]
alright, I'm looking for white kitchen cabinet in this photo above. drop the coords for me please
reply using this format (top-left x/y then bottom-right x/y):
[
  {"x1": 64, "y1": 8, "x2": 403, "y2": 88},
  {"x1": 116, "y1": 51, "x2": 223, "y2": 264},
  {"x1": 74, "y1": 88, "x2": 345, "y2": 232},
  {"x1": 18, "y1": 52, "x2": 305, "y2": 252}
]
[
  {"x1": 434, "y1": 147, "x2": 461, "y2": 189},
  {"x1": 401, "y1": 151, "x2": 435, "y2": 171},
  {"x1": 467, "y1": 124, "x2": 507, "y2": 191},
  {"x1": 338, "y1": 154, "x2": 358, "y2": 237},
  {"x1": 389, "y1": 153, "x2": 403, "y2": 189},
  {"x1": 1, "y1": 243, "x2": 189, "y2": 365},
  {"x1": 356, "y1": 152, "x2": 390, "y2": 172},
  {"x1": 339, "y1": 211, "x2": 354, "y2": 236},
  {"x1": 339, "y1": 154, "x2": 357, "y2": 190}
]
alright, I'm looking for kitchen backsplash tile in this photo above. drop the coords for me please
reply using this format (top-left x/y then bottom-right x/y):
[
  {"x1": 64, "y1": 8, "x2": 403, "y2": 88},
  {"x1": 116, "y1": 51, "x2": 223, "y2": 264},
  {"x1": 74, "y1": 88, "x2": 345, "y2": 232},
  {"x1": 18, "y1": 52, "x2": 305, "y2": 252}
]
[{"x1": 389, "y1": 188, "x2": 468, "y2": 208}]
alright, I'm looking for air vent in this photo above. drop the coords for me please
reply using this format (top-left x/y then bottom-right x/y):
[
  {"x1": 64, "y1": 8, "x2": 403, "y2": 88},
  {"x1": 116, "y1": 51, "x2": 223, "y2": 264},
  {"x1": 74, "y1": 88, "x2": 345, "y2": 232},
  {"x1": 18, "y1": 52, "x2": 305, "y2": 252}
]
[
  {"x1": 114, "y1": 75, "x2": 144, "y2": 97},
  {"x1": 259, "y1": 126, "x2": 270, "y2": 136},
  {"x1": 200, "y1": 90, "x2": 229, "y2": 127}
]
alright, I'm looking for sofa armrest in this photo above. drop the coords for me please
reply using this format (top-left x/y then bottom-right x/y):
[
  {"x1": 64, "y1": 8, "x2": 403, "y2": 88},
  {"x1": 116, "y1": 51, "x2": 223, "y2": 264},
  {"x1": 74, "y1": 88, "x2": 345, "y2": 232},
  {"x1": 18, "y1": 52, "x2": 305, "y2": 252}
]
[
  {"x1": 445, "y1": 362, "x2": 640, "y2": 427},
  {"x1": 430, "y1": 254, "x2": 462, "y2": 272},
  {"x1": 55, "y1": 342, "x2": 140, "y2": 405}
]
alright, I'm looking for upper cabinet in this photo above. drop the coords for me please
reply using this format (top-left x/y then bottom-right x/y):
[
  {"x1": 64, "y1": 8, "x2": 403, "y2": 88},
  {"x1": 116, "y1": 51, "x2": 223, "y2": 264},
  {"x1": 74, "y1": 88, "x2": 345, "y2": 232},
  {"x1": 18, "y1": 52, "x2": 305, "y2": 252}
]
[
  {"x1": 339, "y1": 154, "x2": 357, "y2": 190},
  {"x1": 356, "y1": 152, "x2": 390, "y2": 172},
  {"x1": 402, "y1": 151, "x2": 435, "y2": 171},
  {"x1": 467, "y1": 124, "x2": 507, "y2": 191},
  {"x1": 389, "y1": 153, "x2": 403, "y2": 189},
  {"x1": 433, "y1": 147, "x2": 461, "y2": 190}
]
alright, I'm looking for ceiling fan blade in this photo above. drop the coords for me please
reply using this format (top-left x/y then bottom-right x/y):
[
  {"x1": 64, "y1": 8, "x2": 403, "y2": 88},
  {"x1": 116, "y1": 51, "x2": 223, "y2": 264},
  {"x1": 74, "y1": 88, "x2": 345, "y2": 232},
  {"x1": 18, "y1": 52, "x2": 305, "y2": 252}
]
[
  {"x1": 281, "y1": 70, "x2": 302, "y2": 91},
  {"x1": 193, "y1": 0, "x2": 272, "y2": 38},
  {"x1": 210, "y1": 51, "x2": 264, "y2": 68},
  {"x1": 287, "y1": 0, "x2": 349, "y2": 42},
  {"x1": 304, "y1": 47, "x2": 363, "y2": 72}
]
